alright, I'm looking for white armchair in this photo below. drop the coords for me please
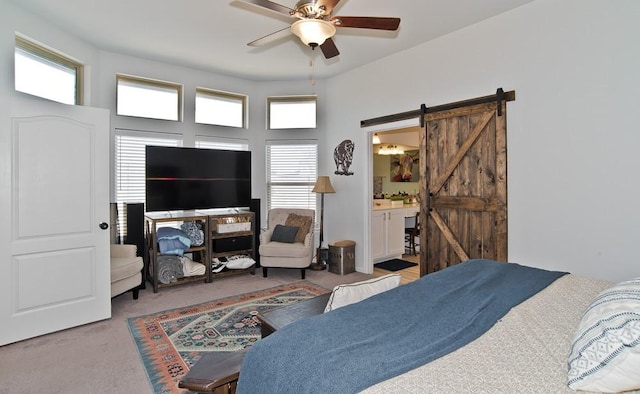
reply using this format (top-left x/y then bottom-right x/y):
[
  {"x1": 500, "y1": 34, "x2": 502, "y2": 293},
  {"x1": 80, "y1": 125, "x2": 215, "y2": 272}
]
[
  {"x1": 259, "y1": 208, "x2": 315, "y2": 279},
  {"x1": 110, "y1": 244, "x2": 144, "y2": 299}
]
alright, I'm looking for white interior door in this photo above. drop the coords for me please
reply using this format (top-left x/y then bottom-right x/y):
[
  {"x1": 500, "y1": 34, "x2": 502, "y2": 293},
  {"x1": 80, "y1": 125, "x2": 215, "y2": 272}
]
[{"x1": 0, "y1": 94, "x2": 111, "y2": 345}]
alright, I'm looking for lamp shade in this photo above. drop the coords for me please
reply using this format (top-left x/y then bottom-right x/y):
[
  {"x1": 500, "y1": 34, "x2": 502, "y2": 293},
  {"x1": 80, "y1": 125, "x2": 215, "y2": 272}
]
[
  {"x1": 291, "y1": 19, "x2": 336, "y2": 47},
  {"x1": 312, "y1": 176, "x2": 335, "y2": 194}
]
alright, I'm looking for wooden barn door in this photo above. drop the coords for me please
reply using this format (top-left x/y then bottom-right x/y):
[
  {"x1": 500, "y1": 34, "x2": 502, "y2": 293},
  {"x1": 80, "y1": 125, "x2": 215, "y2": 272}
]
[{"x1": 419, "y1": 101, "x2": 508, "y2": 275}]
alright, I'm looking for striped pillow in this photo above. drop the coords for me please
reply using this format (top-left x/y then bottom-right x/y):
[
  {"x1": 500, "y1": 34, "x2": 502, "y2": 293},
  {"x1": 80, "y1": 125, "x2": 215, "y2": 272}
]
[{"x1": 567, "y1": 278, "x2": 640, "y2": 392}]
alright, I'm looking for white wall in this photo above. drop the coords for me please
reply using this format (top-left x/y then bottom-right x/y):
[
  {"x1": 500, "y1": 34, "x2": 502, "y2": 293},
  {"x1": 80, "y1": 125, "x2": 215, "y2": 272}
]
[
  {"x1": 325, "y1": 0, "x2": 640, "y2": 282},
  {"x1": 96, "y1": 52, "x2": 329, "y2": 224},
  {"x1": 3, "y1": 0, "x2": 639, "y2": 283},
  {"x1": 0, "y1": 1, "x2": 329, "y2": 230},
  {"x1": 0, "y1": 2, "x2": 104, "y2": 278}
]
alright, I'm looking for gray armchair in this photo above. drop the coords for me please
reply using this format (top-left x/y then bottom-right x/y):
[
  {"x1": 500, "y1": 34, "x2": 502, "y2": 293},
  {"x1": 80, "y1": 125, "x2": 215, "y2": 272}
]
[{"x1": 259, "y1": 208, "x2": 315, "y2": 279}]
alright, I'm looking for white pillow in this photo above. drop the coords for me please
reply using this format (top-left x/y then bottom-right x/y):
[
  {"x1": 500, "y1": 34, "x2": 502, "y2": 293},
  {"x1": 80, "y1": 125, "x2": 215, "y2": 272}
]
[
  {"x1": 567, "y1": 277, "x2": 640, "y2": 392},
  {"x1": 324, "y1": 274, "x2": 401, "y2": 313},
  {"x1": 225, "y1": 255, "x2": 255, "y2": 269}
]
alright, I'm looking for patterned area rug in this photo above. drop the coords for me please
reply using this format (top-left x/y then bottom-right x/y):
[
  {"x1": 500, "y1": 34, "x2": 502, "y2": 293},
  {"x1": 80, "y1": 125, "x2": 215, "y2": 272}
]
[{"x1": 128, "y1": 281, "x2": 328, "y2": 394}]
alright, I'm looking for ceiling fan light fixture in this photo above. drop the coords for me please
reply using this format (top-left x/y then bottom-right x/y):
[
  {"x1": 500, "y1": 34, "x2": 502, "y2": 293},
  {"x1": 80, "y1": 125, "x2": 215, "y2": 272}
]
[{"x1": 291, "y1": 19, "x2": 336, "y2": 47}]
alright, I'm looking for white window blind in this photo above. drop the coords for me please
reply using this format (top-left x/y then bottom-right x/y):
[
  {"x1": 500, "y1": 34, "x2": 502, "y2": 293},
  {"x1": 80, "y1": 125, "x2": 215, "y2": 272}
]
[
  {"x1": 114, "y1": 130, "x2": 181, "y2": 238},
  {"x1": 195, "y1": 136, "x2": 249, "y2": 151},
  {"x1": 266, "y1": 142, "x2": 318, "y2": 216}
]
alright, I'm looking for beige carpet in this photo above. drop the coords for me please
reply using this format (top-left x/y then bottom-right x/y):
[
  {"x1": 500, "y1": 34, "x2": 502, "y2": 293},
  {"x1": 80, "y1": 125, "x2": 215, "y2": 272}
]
[{"x1": 0, "y1": 268, "x2": 371, "y2": 394}]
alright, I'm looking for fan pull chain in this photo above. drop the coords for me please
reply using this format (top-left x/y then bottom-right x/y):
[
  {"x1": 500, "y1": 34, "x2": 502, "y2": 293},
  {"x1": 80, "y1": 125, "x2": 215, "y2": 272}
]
[{"x1": 309, "y1": 59, "x2": 316, "y2": 87}]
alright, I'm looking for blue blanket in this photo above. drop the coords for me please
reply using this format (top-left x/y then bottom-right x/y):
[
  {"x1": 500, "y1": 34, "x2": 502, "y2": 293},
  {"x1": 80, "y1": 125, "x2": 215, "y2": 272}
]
[{"x1": 236, "y1": 259, "x2": 566, "y2": 393}]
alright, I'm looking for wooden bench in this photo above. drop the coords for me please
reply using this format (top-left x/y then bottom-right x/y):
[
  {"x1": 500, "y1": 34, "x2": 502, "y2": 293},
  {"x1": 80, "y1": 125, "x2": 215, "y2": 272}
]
[
  {"x1": 178, "y1": 293, "x2": 330, "y2": 393},
  {"x1": 178, "y1": 350, "x2": 246, "y2": 394}
]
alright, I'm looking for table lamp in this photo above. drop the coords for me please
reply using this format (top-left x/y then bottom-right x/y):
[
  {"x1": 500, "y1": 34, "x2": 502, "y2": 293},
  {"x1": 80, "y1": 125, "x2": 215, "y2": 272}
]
[{"x1": 311, "y1": 176, "x2": 335, "y2": 270}]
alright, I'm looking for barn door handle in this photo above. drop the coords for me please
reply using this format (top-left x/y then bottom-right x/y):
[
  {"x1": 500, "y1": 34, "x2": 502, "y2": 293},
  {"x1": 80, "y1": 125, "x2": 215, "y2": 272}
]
[
  {"x1": 426, "y1": 193, "x2": 433, "y2": 212},
  {"x1": 99, "y1": 222, "x2": 109, "y2": 230}
]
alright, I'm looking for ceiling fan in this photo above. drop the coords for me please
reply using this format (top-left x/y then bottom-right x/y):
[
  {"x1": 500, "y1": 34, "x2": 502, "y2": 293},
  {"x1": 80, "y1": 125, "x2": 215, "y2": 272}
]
[{"x1": 240, "y1": 0, "x2": 400, "y2": 59}]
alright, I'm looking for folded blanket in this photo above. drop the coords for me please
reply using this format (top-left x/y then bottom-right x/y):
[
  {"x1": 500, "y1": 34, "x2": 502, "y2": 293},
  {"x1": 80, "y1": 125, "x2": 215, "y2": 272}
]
[
  {"x1": 157, "y1": 255, "x2": 184, "y2": 284},
  {"x1": 180, "y1": 256, "x2": 206, "y2": 277},
  {"x1": 181, "y1": 221, "x2": 204, "y2": 246},
  {"x1": 157, "y1": 227, "x2": 191, "y2": 256},
  {"x1": 237, "y1": 259, "x2": 567, "y2": 393}
]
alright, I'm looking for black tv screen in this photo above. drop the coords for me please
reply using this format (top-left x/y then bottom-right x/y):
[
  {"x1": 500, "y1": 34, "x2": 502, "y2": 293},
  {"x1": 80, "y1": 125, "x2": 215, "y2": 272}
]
[{"x1": 145, "y1": 146, "x2": 251, "y2": 212}]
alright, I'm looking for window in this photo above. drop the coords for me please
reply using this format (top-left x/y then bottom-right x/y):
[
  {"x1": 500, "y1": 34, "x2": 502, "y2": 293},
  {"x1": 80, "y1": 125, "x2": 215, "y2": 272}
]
[
  {"x1": 116, "y1": 74, "x2": 182, "y2": 121},
  {"x1": 266, "y1": 141, "x2": 318, "y2": 216},
  {"x1": 114, "y1": 130, "x2": 182, "y2": 237},
  {"x1": 267, "y1": 96, "x2": 317, "y2": 129},
  {"x1": 195, "y1": 88, "x2": 247, "y2": 128},
  {"x1": 196, "y1": 136, "x2": 249, "y2": 151},
  {"x1": 14, "y1": 35, "x2": 83, "y2": 105}
]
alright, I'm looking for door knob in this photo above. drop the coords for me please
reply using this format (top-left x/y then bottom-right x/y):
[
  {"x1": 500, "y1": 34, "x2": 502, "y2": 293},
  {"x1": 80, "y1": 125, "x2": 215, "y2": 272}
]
[{"x1": 99, "y1": 222, "x2": 109, "y2": 230}]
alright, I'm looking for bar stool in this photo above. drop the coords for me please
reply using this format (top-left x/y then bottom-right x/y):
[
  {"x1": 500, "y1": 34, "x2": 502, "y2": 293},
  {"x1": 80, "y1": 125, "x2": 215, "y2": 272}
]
[{"x1": 404, "y1": 212, "x2": 420, "y2": 255}]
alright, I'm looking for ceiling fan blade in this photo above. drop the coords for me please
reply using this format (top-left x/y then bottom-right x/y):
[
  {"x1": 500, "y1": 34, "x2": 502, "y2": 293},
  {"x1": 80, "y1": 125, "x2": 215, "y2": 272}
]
[
  {"x1": 331, "y1": 16, "x2": 401, "y2": 31},
  {"x1": 240, "y1": 0, "x2": 294, "y2": 17},
  {"x1": 248, "y1": 26, "x2": 292, "y2": 47},
  {"x1": 316, "y1": 0, "x2": 342, "y2": 15},
  {"x1": 320, "y1": 37, "x2": 340, "y2": 59}
]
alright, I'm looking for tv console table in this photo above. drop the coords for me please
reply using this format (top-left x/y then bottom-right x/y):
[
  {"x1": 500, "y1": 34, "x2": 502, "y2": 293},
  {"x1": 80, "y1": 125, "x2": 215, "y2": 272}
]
[{"x1": 145, "y1": 210, "x2": 256, "y2": 293}]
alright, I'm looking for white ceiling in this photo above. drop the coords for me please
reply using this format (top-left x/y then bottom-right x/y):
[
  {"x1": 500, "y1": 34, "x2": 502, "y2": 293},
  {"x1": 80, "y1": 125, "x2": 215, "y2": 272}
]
[{"x1": 10, "y1": 0, "x2": 534, "y2": 81}]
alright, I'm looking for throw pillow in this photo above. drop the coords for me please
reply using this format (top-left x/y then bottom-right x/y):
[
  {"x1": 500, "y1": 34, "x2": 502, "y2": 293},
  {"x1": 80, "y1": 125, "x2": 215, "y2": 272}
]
[
  {"x1": 285, "y1": 213, "x2": 312, "y2": 244},
  {"x1": 270, "y1": 224, "x2": 299, "y2": 243},
  {"x1": 324, "y1": 274, "x2": 402, "y2": 313},
  {"x1": 567, "y1": 277, "x2": 640, "y2": 392},
  {"x1": 225, "y1": 254, "x2": 256, "y2": 269}
]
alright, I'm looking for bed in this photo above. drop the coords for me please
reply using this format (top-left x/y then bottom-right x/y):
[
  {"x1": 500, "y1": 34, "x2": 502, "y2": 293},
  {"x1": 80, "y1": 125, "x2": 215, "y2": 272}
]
[{"x1": 236, "y1": 259, "x2": 640, "y2": 393}]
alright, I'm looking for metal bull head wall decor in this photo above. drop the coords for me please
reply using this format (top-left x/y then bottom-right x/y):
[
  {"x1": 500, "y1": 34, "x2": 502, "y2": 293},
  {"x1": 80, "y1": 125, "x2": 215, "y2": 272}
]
[{"x1": 334, "y1": 139, "x2": 354, "y2": 176}]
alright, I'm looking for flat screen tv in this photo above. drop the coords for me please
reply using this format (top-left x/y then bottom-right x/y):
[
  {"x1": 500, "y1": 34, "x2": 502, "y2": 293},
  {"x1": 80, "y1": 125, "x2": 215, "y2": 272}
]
[{"x1": 145, "y1": 146, "x2": 251, "y2": 212}]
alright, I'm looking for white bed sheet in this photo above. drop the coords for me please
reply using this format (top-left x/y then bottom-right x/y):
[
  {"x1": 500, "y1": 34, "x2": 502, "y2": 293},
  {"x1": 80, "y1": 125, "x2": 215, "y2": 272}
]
[{"x1": 363, "y1": 274, "x2": 614, "y2": 394}]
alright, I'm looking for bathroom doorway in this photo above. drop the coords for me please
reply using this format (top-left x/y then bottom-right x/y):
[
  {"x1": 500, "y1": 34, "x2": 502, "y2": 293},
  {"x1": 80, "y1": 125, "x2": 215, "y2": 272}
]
[{"x1": 368, "y1": 125, "x2": 421, "y2": 279}]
